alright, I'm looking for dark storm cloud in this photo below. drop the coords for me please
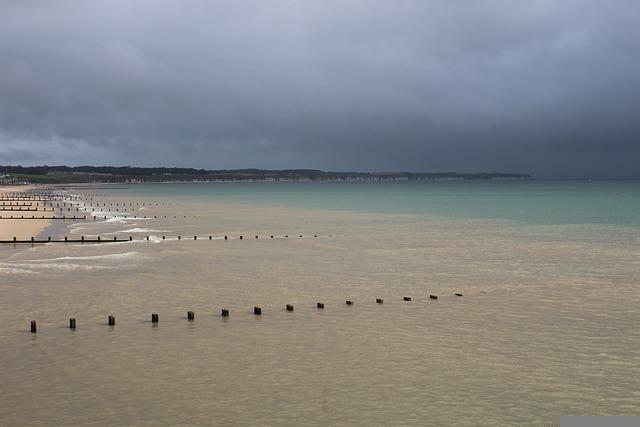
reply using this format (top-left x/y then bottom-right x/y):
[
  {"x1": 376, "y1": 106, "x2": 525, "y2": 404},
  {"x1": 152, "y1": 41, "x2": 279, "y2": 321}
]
[{"x1": 1, "y1": 0, "x2": 639, "y2": 178}]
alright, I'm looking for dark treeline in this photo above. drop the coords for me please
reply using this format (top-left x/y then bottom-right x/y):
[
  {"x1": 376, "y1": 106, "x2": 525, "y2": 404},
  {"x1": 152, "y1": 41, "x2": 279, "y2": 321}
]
[{"x1": 1, "y1": 165, "x2": 530, "y2": 183}]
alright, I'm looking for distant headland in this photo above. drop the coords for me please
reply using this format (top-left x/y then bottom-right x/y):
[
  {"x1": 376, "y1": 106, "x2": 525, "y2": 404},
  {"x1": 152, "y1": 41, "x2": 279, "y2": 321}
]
[{"x1": 1, "y1": 166, "x2": 530, "y2": 184}]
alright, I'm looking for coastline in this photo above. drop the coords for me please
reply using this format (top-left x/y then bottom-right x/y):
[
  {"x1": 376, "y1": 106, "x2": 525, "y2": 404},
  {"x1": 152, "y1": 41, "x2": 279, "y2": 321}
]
[{"x1": 0, "y1": 185, "x2": 51, "y2": 241}]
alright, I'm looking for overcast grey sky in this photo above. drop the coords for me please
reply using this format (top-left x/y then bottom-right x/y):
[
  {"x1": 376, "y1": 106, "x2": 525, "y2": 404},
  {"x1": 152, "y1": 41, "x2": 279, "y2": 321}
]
[{"x1": 1, "y1": 0, "x2": 639, "y2": 178}]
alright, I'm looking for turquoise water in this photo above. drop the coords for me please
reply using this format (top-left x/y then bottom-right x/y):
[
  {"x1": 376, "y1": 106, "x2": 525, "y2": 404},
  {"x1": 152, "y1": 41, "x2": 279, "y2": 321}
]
[{"x1": 116, "y1": 180, "x2": 640, "y2": 227}]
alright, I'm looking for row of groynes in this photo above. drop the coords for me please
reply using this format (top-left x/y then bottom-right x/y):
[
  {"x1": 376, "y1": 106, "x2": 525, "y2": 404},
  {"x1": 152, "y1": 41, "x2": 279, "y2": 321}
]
[
  {"x1": 29, "y1": 294, "x2": 464, "y2": 332},
  {"x1": 2, "y1": 234, "x2": 330, "y2": 244}
]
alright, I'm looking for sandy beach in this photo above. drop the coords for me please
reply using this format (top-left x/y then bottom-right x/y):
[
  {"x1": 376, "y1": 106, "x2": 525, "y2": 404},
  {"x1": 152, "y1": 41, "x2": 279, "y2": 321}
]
[{"x1": 0, "y1": 185, "x2": 51, "y2": 241}]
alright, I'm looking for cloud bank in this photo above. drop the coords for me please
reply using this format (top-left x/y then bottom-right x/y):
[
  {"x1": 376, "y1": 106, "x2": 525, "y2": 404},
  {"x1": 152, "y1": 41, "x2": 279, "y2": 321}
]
[{"x1": 1, "y1": 0, "x2": 639, "y2": 178}]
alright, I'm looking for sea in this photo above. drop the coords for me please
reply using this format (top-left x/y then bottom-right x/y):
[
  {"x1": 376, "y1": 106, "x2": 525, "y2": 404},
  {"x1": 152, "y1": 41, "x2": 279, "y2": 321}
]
[{"x1": 1, "y1": 180, "x2": 638, "y2": 426}]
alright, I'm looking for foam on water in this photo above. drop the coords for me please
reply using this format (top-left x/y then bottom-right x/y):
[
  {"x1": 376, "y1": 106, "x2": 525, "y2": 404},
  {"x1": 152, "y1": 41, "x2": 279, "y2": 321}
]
[
  {"x1": 117, "y1": 228, "x2": 171, "y2": 233},
  {"x1": 0, "y1": 262, "x2": 111, "y2": 273},
  {"x1": 29, "y1": 252, "x2": 142, "y2": 262}
]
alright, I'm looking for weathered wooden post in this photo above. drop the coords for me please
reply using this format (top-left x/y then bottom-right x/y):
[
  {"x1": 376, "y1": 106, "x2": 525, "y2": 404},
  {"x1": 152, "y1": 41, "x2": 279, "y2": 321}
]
[
  {"x1": 108, "y1": 315, "x2": 116, "y2": 326},
  {"x1": 30, "y1": 320, "x2": 37, "y2": 333},
  {"x1": 346, "y1": 300, "x2": 353, "y2": 305},
  {"x1": 317, "y1": 302, "x2": 325, "y2": 309},
  {"x1": 376, "y1": 298, "x2": 384, "y2": 304},
  {"x1": 187, "y1": 311, "x2": 195, "y2": 320},
  {"x1": 429, "y1": 295, "x2": 438, "y2": 300},
  {"x1": 194, "y1": 236, "x2": 197, "y2": 240},
  {"x1": 254, "y1": 307, "x2": 262, "y2": 315},
  {"x1": 221, "y1": 308, "x2": 229, "y2": 317},
  {"x1": 152, "y1": 313, "x2": 159, "y2": 323},
  {"x1": 239, "y1": 235, "x2": 243, "y2": 240},
  {"x1": 455, "y1": 293, "x2": 463, "y2": 297},
  {"x1": 69, "y1": 318, "x2": 76, "y2": 329},
  {"x1": 403, "y1": 296, "x2": 412, "y2": 301},
  {"x1": 286, "y1": 304, "x2": 294, "y2": 311},
  {"x1": 224, "y1": 236, "x2": 227, "y2": 240}
]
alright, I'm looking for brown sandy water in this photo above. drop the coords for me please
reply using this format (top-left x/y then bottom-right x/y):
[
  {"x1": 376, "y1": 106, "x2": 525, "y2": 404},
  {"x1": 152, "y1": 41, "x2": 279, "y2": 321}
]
[{"x1": 0, "y1": 191, "x2": 638, "y2": 426}]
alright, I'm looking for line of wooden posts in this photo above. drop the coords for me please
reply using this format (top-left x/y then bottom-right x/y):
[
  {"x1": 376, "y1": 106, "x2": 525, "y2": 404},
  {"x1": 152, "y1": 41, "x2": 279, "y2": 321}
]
[{"x1": 29, "y1": 294, "x2": 465, "y2": 332}]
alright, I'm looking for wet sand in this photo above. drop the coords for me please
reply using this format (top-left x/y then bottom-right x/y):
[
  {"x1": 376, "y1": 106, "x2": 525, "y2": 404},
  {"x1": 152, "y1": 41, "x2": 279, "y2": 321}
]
[{"x1": 0, "y1": 185, "x2": 51, "y2": 240}]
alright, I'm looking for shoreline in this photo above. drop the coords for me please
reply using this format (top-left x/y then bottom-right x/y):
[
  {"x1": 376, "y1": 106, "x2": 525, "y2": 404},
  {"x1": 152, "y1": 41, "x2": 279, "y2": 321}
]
[{"x1": 0, "y1": 185, "x2": 51, "y2": 241}]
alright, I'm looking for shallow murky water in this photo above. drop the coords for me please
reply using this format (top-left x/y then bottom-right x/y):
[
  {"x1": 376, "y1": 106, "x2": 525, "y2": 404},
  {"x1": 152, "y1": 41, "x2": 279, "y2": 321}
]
[{"x1": 0, "y1": 184, "x2": 638, "y2": 426}]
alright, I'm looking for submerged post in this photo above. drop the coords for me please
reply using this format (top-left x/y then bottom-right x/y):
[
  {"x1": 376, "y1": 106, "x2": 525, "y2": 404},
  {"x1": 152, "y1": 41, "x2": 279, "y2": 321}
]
[
  {"x1": 194, "y1": 236, "x2": 197, "y2": 240},
  {"x1": 429, "y1": 295, "x2": 438, "y2": 300},
  {"x1": 376, "y1": 298, "x2": 384, "y2": 304},
  {"x1": 254, "y1": 307, "x2": 262, "y2": 315},
  {"x1": 455, "y1": 293, "x2": 463, "y2": 297},
  {"x1": 286, "y1": 304, "x2": 294, "y2": 311},
  {"x1": 346, "y1": 300, "x2": 353, "y2": 305},
  {"x1": 403, "y1": 296, "x2": 412, "y2": 301},
  {"x1": 108, "y1": 315, "x2": 116, "y2": 326},
  {"x1": 152, "y1": 313, "x2": 159, "y2": 323},
  {"x1": 317, "y1": 302, "x2": 324, "y2": 309},
  {"x1": 221, "y1": 308, "x2": 229, "y2": 317},
  {"x1": 187, "y1": 311, "x2": 195, "y2": 320},
  {"x1": 30, "y1": 320, "x2": 37, "y2": 333},
  {"x1": 69, "y1": 318, "x2": 76, "y2": 329}
]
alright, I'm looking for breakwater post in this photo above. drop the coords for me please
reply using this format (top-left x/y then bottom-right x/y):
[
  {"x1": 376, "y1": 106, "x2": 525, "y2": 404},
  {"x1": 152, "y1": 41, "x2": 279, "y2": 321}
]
[
  {"x1": 30, "y1": 320, "x2": 37, "y2": 333},
  {"x1": 108, "y1": 315, "x2": 116, "y2": 326},
  {"x1": 254, "y1": 307, "x2": 262, "y2": 315},
  {"x1": 152, "y1": 313, "x2": 159, "y2": 323},
  {"x1": 187, "y1": 311, "x2": 195, "y2": 320},
  {"x1": 69, "y1": 318, "x2": 76, "y2": 329}
]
